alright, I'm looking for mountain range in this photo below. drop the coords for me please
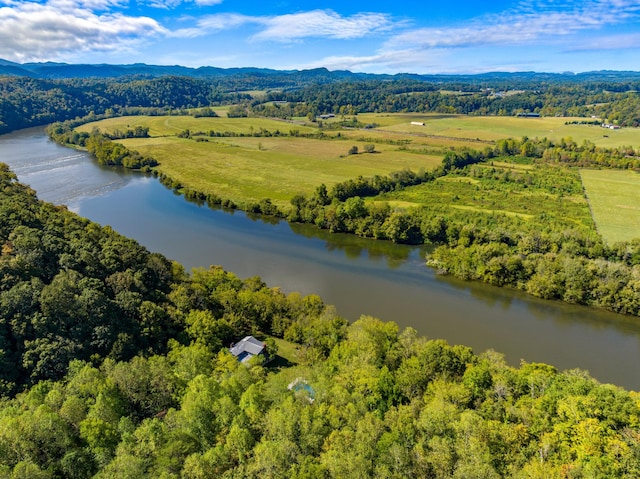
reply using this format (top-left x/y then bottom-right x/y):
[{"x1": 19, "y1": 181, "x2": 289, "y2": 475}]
[{"x1": 2, "y1": 58, "x2": 640, "y2": 84}]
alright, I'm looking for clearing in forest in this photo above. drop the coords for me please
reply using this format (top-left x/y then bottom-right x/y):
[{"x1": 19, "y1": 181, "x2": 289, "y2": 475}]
[{"x1": 580, "y1": 169, "x2": 640, "y2": 244}]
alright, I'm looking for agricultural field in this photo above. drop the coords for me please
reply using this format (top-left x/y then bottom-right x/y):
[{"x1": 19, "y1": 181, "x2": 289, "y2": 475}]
[
  {"x1": 75, "y1": 114, "x2": 317, "y2": 138},
  {"x1": 354, "y1": 113, "x2": 640, "y2": 148},
  {"x1": 76, "y1": 113, "x2": 640, "y2": 237},
  {"x1": 580, "y1": 169, "x2": 640, "y2": 244},
  {"x1": 374, "y1": 160, "x2": 594, "y2": 232},
  {"x1": 78, "y1": 115, "x2": 442, "y2": 206}
]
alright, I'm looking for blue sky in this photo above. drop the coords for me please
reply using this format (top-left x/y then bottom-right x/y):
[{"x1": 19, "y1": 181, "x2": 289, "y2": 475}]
[{"x1": 1, "y1": 0, "x2": 640, "y2": 73}]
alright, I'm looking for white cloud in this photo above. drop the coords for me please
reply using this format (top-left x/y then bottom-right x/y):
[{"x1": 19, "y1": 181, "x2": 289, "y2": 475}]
[
  {"x1": 145, "y1": 0, "x2": 222, "y2": 9},
  {"x1": 48, "y1": 0, "x2": 128, "y2": 10},
  {"x1": 384, "y1": 0, "x2": 640, "y2": 51},
  {"x1": 193, "y1": 0, "x2": 223, "y2": 6},
  {"x1": 192, "y1": 9, "x2": 395, "y2": 42},
  {"x1": 252, "y1": 10, "x2": 394, "y2": 42},
  {"x1": 195, "y1": 12, "x2": 252, "y2": 32},
  {"x1": 286, "y1": 48, "x2": 451, "y2": 74},
  {"x1": 567, "y1": 32, "x2": 640, "y2": 51},
  {"x1": 0, "y1": 1, "x2": 166, "y2": 62},
  {"x1": 146, "y1": 0, "x2": 183, "y2": 9}
]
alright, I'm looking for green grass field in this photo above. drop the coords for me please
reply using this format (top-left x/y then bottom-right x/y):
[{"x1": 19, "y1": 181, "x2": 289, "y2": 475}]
[
  {"x1": 76, "y1": 115, "x2": 317, "y2": 137},
  {"x1": 79, "y1": 115, "x2": 442, "y2": 207},
  {"x1": 120, "y1": 135, "x2": 443, "y2": 206},
  {"x1": 580, "y1": 169, "x2": 640, "y2": 244},
  {"x1": 375, "y1": 161, "x2": 594, "y2": 232},
  {"x1": 75, "y1": 114, "x2": 640, "y2": 238},
  {"x1": 355, "y1": 113, "x2": 640, "y2": 148}
]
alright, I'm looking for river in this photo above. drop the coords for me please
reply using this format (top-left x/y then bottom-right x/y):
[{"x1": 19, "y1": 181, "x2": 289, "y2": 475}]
[{"x1": 2, "y1": 127, "x2": 640, "y2": 389}]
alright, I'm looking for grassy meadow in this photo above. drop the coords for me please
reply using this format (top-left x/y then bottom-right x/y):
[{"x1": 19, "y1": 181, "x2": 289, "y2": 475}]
[
  {"x1": 353, "y1": 113, "x2": 640, "y2": 148},
  {"x1": 77, "y1": 115, "x2": 443, "y2": 206},
  {"x1": 75, "y1": 114, "x2": 317, "y2": 137},
  {"x1": 76, "y1": 113, "x2": 640, "y2": 239},
  {"x1": 374, "y1": 160, "x2": 594, "y2": 232},
  {"x1": 580, "y1": 169, "x2": 640, "y2": 244}
]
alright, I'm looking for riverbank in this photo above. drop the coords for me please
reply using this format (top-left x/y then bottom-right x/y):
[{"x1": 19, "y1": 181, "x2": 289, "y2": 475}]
[
  {"x1": 4, "y1": 127, "x2": 640, "y2": 389},
  {"x1": 46, "y1": 116, "x2": 640, "y2": 323}
]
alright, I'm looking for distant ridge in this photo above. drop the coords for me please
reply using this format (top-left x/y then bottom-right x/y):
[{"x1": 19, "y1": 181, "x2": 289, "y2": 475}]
[{"x1": 1, "y1": 59, "x2": 640, "y2": 83}]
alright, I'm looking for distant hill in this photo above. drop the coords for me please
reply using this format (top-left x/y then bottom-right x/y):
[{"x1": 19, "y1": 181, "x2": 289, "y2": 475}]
[
  {"x1": 2, "y1": 58, "x2": 640, "y2": 84},
  {"x1": 0, "y1": 60, "x2": 357, "y2": 81}
]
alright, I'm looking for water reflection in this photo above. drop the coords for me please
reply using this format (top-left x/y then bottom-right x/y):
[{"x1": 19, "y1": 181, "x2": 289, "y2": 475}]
[{"x1": 288, "y1": 221, "x2": 417, "y2": 267}]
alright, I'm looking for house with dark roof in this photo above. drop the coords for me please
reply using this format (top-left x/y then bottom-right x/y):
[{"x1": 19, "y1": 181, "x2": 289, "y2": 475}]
[{"x1": 229, "y1": 336, "x2": 268, "y2": 364}]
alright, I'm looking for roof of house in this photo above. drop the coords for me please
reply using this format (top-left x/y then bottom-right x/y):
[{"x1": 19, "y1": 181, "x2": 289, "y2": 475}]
[{"x1": 229, "y1": 336, "x2": 265, "y2": 363}]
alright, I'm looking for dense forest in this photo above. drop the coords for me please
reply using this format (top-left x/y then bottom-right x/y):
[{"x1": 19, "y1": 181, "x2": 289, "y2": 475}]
[
  {"x1": 255, "y1": 80, "x2": 640, "y2": 126},
  {"x1": 1, "y1": 162, "x2": 640, "y2": 478},
  {"x1": 2, "y1": 71, "x2": 640, "y2": 136},
  {"x1": 0, "y1": 76, "x2": 249, "y2": 135}
]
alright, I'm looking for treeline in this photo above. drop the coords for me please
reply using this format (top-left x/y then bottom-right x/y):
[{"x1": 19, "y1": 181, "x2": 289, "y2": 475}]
[
  {"x1": 85, "y1": 135, "x2": 158, "y2": 169},
  {"x1": 285, "y1": 149, "x2": 486, "y2": 242},
  {"x1": 430, "y1": 235, "x2": 640, "y2": 314},
  {"x1": 47, "y1": 123, "x2": 158, "y2": 170},
  {"x1": 254, "y1": 79, "x2": 640, "y2": 126},
  {"x1": 4, "y1": 74, "x2": 640, "y2": 137},
  {"x1": 176, "y1": 127, "x2": 331, "y2": 140},
  {"x1": 493, "y1": 136, "x2": 640, "y2": 169}
]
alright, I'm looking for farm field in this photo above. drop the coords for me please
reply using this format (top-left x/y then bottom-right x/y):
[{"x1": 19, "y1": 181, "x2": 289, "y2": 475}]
[
  {"x1": 580, "y1": 169, "x2": 640, "y2": 244},
  {"x1": 120, "y1": 135, "x2": 441, "y2": 206},
  {"x1": 354, "y1": 113, "x2": 640, "y2": 148},
  {"x1": 374, "y1": 160, "x2": 595, "y2": 233},
  {"x1": 77, "y1": 113, "x2": 640, "y2": 231},
  {"x1": 77, "y1": 115, "x2": 443, "y2": 206},
  {"x1": 75, "y1": 114, "x2": 317, "y2": 137}
]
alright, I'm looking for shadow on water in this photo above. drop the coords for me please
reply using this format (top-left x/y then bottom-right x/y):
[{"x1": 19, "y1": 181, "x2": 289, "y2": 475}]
[
  {"x1": 241, "y1": 206, "x2": 419, "y2": 268},
  {"x1": 288, "y1": 221, "x2": 419, "y2": 267},
  {"x1": 436, "y1": 271, "x2": 640, "y2": 333}
]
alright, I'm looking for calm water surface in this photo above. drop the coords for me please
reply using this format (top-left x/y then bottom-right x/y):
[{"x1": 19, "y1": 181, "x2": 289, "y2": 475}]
[{"x1": 2, "y1": 127, "x2": 640, "y2": 389}]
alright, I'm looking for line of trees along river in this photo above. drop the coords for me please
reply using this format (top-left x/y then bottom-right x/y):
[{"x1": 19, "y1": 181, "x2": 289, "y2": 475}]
[{"x1": 1, "y1": 127, "x2": 640, "y2": 390}]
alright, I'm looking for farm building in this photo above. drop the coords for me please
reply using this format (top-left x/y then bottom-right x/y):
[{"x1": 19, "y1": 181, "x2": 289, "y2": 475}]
[{"x1": 411, "y1": 121, "x2": 425, "y2": 126}]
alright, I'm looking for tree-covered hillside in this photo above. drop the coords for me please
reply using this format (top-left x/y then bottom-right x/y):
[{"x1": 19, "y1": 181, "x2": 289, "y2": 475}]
[
  {"x1": 3, "y1": 71, "x2": 640, "y2": 136},
  {"x1": 1, "y1": 163, "x2": 640, "y2": 478},
  {"x1": 0, "y1": 76, "x2": 249, "y2": 135}
]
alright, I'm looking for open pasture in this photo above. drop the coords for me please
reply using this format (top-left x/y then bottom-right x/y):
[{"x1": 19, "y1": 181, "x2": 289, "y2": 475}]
[
  {"x1": 337, "y1": 126, "x2": 485, "y2": 150},
  {"x1": 76, "y1": 115, "x2": 316, "y2": 137},
  {"x1": 580, "y1": 169, "x2": 640, "y2": 244},
  {"x1": 121, "y1": 135, "x2": 442, "y2": 206},
  {"x1": 357, "y1": 113, "x2": 640, "y2": 148}
]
